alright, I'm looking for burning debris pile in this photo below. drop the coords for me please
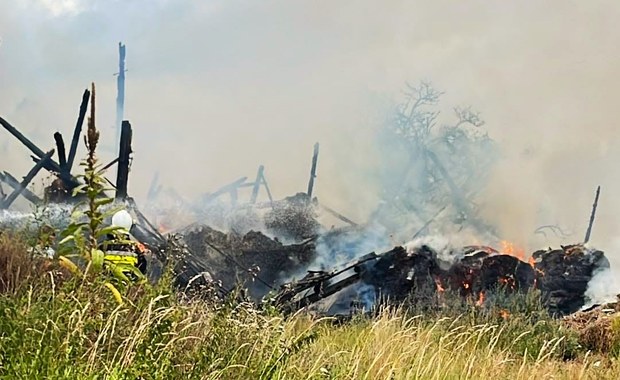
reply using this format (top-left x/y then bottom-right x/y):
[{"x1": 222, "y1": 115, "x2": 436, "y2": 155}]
[
  {"x1": 0, "y1": 78, "x2": 616, "y2": 322},
  {"x1": 273, "y1": 242, "x2": 610, "y2": 316},
  {"x1": 176, "y1": 224, "x2": 316, "y2": 300}
]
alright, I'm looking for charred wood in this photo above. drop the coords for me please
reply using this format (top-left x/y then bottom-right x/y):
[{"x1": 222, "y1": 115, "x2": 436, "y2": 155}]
[
  {"x1": 115, "y1": 121, "x2": 132, "y2": 199},
  {"x1": 2, "y1": 149, "x2": 54, "y2": 208},
  {"x1": 66, "y1": 89, "x2": 90, "y2": 172}
]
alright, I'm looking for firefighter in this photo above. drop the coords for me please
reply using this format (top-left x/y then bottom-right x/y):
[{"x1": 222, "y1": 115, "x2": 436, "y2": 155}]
[{"x1": 101, "y1": 210, "x2": 148, "y2": 281}]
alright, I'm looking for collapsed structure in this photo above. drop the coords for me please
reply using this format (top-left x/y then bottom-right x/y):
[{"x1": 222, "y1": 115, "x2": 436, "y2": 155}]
[{"x1": 0, "y1": 66, "x2": 613, "y2": 319}]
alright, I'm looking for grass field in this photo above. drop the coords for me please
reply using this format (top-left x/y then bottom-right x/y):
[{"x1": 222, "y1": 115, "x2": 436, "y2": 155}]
[{"x1": 1, "y1": 232, "x2": 620, "y2": 379}]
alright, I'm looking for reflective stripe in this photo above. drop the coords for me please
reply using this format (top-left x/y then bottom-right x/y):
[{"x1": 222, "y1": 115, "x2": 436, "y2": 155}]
[{"x1": 105, "y1": 250, "x2": 138, "y2": 257}]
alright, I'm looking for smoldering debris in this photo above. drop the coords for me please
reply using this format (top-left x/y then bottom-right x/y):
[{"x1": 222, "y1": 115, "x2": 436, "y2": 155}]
[
  {"x1": 272, "y1": 242, "x2": 610, "y2": 317},
  {"x1": 175, "y1": 224, "x2": 316, "y2": 300}
]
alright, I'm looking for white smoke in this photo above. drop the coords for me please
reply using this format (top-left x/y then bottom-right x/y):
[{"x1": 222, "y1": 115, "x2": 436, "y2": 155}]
[{"x1": 584, "y1": 267, "x2": 620, "y2": 309}]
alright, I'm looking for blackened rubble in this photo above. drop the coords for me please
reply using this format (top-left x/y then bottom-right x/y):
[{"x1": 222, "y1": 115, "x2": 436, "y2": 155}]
[
  {"x1": 533, "y1": 244, "x2": 609, "y2": 315},
  {"x1": 274, "y1": 242, "x2": 610, "y2": 316},
  {"x1": 176, "y1": 225, "x2": 316, "y2": 300}
]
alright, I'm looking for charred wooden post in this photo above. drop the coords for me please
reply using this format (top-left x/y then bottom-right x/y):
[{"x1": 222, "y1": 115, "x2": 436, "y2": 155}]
[
  {"x1": 307, "y1": 142, "x2": 319, "y2": 198},
  {"x1": 250, "y1": 165, "x2": 265, "y2": 204},
  {"x1": 260, "y1": 171, "x2": 274, "y2": 206},
  {"x1": 115, "y1": 42, "x2": 126, "y2": 147},
  {"x1": 53, "y1": 132, "x2": 68, "y2": 174},
  {"x1": 66, "y1": 89, "x2": 90, "y2": 172},
  {"x1": 1, "y1": 150, "x2": 54, "y2": 208},
  {"x1": 115, "y1": 120, "x2": 132, "y2": 199},
  {"x1": 0, "y1": 172, "x2": 42, "y2": 205},
  {"x1": 584, "y1": 185, "x2": 601, "y2": 244}
]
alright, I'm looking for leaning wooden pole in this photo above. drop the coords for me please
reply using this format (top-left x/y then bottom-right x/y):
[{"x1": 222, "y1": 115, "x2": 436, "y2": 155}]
[
  {"x1": 584, "y1": 185, "x2": 601, "y2": 244},
  {"x1": 66, "y1": 89, "x2": 90, "y2": 172},
  {"x1": 250, "y1": 165, "x2": 265, "y2": 204},
  {"x1": 0, "y1": 116, "x2": 62, "y2": 172},
  {"x1": 115, "y1": 42, "x2": 126, "y2": 148},
  {"x1": 2, "y1": 150, "x2": 54, "y2": 208},
  {"x1": 306, "y1": 142, "x2": 319, "y2": 198},
  {"x1": 53, "y1": 132, "x2": 67, "y2": 174},
  {"x1": 115, "y1": 121, "x2": 132, "y2": 199},
  {"x1": 0, "y1": 171, "x2": 42, "y2": 205}
]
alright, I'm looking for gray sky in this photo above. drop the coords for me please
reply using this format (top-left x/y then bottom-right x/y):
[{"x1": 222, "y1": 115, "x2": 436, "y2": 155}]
[{"x1": 2, "y1": 0, "x2": 620, "y2": 254}]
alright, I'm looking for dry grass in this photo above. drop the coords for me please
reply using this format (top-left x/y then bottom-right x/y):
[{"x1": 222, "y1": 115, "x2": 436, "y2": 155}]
[{"x1": 0, "y1": 235, "x2": 619, "y2": 379}]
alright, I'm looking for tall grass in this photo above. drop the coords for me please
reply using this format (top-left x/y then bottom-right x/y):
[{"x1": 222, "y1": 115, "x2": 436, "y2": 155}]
[{"x1": 0, "y1": 241, "x2": 619, "y2": 379}]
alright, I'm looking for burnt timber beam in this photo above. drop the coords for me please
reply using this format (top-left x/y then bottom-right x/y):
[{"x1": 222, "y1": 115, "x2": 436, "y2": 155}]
[
  {"x1": 115, "y1": 42, "x2": 126, "y2": 147},
  {"x1": 307, "y1": 142, "x2": 319, "y2": 198},
  {"x1": 0, "y1": 171, "x2": 42, "y2": 205},
  {"x1": 66, "y1": 89, "x2": 90, "y2": 172},
  {"x1": 0, "y1": 116, "x2": 78, "y2": 190},
  {"x1": 320, "y1": 204, "x2": 358, "y2": 226},
  {"x1": 0, "y1": 116, "x2": 62, "y2": 172},
  {"x1": 1, "y1": 150, "x2": 54, "y2": 208},
  {"x1": 203, "y1": 177, "x2": 248, "y2": 203},
  {"x1": 115, "y1": 120, "x2": 132, "y2": 199},
  {"x1": 102, "y1": 157, "x2": 119, "y2": 172},
  {"x1": 584, "y1": 185, "x2": 601, "y2": 244},
  {"x1": 261, "y1": 171, "x2": 274, "y2": 206},
  {"x1": 53, "y1": 132, "x2": 68, "y2": 174},
  {"x1": 250, "y1": 165, "x2": 264, "y2": 204}
]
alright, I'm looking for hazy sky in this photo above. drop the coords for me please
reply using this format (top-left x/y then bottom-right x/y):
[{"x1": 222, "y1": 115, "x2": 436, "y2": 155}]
[{"x1": 2, "y1": 0, "x2": 620, "y2": 254}]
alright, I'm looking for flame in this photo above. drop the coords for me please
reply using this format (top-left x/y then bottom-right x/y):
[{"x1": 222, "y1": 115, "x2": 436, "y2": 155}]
[
  {"x1": 434, "y1": 277, "x2": 445, "y2": 293},
  {"x1": 500, "y1": 309, "x2": 510, "y2": 320},
  {"x1": 500, "y1": 240, "x2": 525, "y2": 260},
  {"x1": 475, "y1": 292, "x2": 485, "y2": 306},
  {"x1": 463, "y1": 282, "x2": 470, "y2": 290},
  {"x1": 528, "y1": 256, "x2": 536, "y2": 267},
  {"x1": 499, "y1": 276, "x2": 516, "y2": 289}
]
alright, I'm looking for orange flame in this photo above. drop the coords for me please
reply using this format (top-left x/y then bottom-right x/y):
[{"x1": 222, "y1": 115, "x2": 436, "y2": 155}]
[
  {"x1": 434, "y1": 277, "x2": 445, "y2": 293},
  {"x1": 463, "y1": 282, "x2": 470, "y2": 290},
  {"x1": 476, "y1": 292, "x2": 485, "y2": 306},
  {"x1": 500, "y1": 240, "x2": 525, "y2": 260},
  {"x1": 500, "y1": 309, "x2": 510, "y2": 320}
]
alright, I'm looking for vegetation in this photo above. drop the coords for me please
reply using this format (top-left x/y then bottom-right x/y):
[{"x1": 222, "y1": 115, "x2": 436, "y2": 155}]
[{"x1": 1, "y1": 243, "x2": 620, "y2": 379}]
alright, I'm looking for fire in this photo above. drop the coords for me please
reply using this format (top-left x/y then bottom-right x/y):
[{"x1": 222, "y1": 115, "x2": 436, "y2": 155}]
[
  {"x1": 499, "y1": 276, "x2": 516, "y2": 289},
  {"x1": 463, "y1": 282, "x2": 470, "y2": 290},
  {"x1": 434, "y1": 277, "x2": 445, "y2": 293},
  {"x1": 500, "y1": 240, "x2": 525, "y2": 260},
  {"x1": 475, "y1": 291, "x2": 485, "y2": 306},
  {"x1": 499, "y1": 309, "x2": 510, "y2": 320},
  {"x1": 528, "y1": 256, "x2": 536, "y2": 267}
]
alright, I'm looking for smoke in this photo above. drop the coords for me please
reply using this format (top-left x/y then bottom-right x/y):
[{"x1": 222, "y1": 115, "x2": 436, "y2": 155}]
[
  {"x1": 2, "y1": 1, "x2": 620, "y2": 272},
  {"x1": 584, "y1": 267, "x2": 620, "y2": 309}
]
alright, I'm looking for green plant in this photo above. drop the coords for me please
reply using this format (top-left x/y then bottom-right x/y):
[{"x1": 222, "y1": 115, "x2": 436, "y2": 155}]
[{"x1": 56, "y1": 83, "x2": 142, "y2": 289}]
